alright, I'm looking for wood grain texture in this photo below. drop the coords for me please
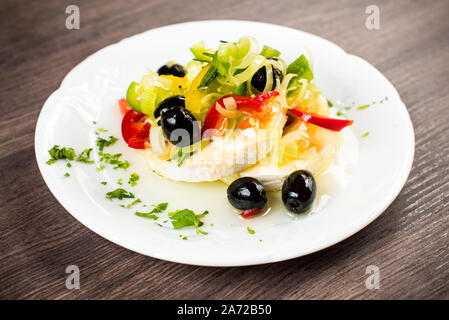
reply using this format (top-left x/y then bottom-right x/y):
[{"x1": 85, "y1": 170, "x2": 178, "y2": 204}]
[{"x1": 0, "y1": 0, "x2": 448, "y2": 300}]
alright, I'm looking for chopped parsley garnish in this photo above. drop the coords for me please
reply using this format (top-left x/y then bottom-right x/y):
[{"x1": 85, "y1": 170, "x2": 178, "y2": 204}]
[
  {"x1": 76, "y1": 148, "x2": 94, "y2": 164},
  {"x1": 113, "y1": 160, "x2": 130, "y2": 170},
  {"x1": 96, "y1": 164, "x2": 105, "y2": 171},
  {"x1": 64, "y1": 173, "x2": 70, "y2": 177},
  {"x1": 327, "y1": 100, "x2": 333, "y2": 107},
  {"x1": 152, "y1": 202, "x2": 168, "y2": 212},
  {"x1": 134, "y1": 202, "x2": 167, "y2": 217},
  {"x1": 121, "y1": 198, "x2": 141, "y2": 209},
  {"x1": 99, "y1": 152, "x2": 130, "y2": 170},
  {"x1": 106, "y1": 188, "x2": 135, "y2": 200},
  {"x1": 66, "y1": 163, "x2": 72, "y2": 168},
  {"x1": 362, "y1": 131, "x2": 370, "y2": 137},
  {"x1": 101, "y1": 181, "x2": 107, "y2": 185},
  {"x1": 135, "y1": 212, "x2": 158, "y2": 220},
  {"x1": 46, "y1": 145, "x2": 76, "y2": 164},
  {"x1": 357, "y1": 104, "x2": 370, "y2": 110},
  {"x1": 96, "y1": 136, "x2": 118, "y2": 151},
  {"x1": 247, "y1": 226, "x2": 255, "y2": 235},
  {"x1": 128, "y1": 173, "x2": 139, "y2": 186},
  {"x1": 168, "y1": 209, "x2": 208, "y2": 235},
  {"x1": 97, "y1": 128, "x2": 108, "y2": 132},
  {"x1": 117, "y1": 178, "x2": 123, "y2": 185},
  {"x1": 92, "y1": 121, "x2": 97, "y2": 125}
]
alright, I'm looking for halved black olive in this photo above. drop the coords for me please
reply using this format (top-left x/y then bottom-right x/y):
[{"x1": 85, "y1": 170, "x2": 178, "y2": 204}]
[
  {"x1": 251, "y1": 65, "x2": 283, "y2": 92},
  {"x1": 160, "y1": 107, "x2": 200, "y2": 148},
  {"x1": 157, "y1": 64, "x2": 186, "y2": 77},
  {"x1": 227, "y1": 177, "x2": 267, "y2": 210},
  {"x1": 282, "y1": 170, "x2": 316, "y2": 214}
]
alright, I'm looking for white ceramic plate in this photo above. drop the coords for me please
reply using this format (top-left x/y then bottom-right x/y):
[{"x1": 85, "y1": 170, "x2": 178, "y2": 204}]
[{"x1": 35, "y1": 20, "x2": 414, "y2": 266}]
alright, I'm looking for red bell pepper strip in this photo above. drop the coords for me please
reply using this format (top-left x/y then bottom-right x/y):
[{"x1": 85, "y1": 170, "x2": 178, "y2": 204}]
[
  {"x1": 253, "y1": 91, "x2": 280, "y2": 103},
  {"x1": 240, "y1": 208, "x2": 264, "y2": 219},
  {"x1": 121, "y1": 109, "x2": 151, "y2": 149},
  {"x1": 202, "y1": 92, "x2": 279, "y2": 138},
  {"x1": 202, "y1": 95, "x2": 261, "y2": 138},
  {"x1": 118, "y1": 98, "x2": 132, "y2": 115},
  {"x1": 289, "y1": 108, "x2": 354, "y2": 132}
]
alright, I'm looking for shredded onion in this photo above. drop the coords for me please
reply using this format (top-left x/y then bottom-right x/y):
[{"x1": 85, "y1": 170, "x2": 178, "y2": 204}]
[
  {"x1": 149, "y1": 126, "x2": 168, "y2": 156},
  {"x1": 235, "y1": 36, "x2": 259, "y2": 69},
  {"x1": 231, "y1": 55, "x2": 266, "y2": 86},
  {"x1": 291, "y1": 78, "x2": 308, "y2": 107},
  {"x1": 263, "y1": 65, "x2": 274, "y2": 92},
  {"x1": 223, "y1": 97, "x2": 237, "y2": 111},
  {"x1": 215, "y1": 102, "x2": 241, "y2": 118},
  {"x1": 279, "y1": 73, "x2": 296, "y2": 109}
]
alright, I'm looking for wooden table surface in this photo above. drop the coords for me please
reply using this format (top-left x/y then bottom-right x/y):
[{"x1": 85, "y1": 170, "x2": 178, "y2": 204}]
[{"x1": 1, "y1": 0, "x2": 448, "y2": 300}]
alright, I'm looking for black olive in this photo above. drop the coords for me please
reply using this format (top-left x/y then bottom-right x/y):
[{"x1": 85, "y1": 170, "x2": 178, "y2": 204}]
[
  {"x1": 154, "y1": 95, "x2": 185, "y2": 120},
  {"x1": 282, "y1": 170, "x2": 316, "y2": 214},
  {"x1": 157, "y1": 64, "x2": 186, "y2": 77},
  {"x1": 227, "y1": 177, "x2": 267, "y2": 210},
  {"x1": 160, "y1": 107, "x2": 200, "y2": 148},
  {"x1": 251, "y1": 65, "x2": 283, "y2": 92}
]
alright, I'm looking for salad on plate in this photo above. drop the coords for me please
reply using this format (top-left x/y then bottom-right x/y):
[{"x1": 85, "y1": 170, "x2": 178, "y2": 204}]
[{"x1": 117, "y1": 36, "x2": 356, "y2": 218}]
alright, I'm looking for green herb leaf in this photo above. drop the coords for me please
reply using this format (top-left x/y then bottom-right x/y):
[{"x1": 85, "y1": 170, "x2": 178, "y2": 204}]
[
  {"x1": 121, "y1": 198, "x2": 141, "y2": 209},
  {"x1": 99, "y1": 152, "x2": 130, "y2": 170},
  {"x1": 157, "y1": 203, "x2": 168, "y2": 211},
  {"x1": 362, "y1": 131, "x2": 370, "y2": 137},
  {"x1": 106, "y1": 188, "x2": 135, "y2": 200},
  {"x1": 198, "y1": 64, "x2": 219, "y2": 89},
  {"x1": 96, "y1": 136, "x2": 118, "y2": 151},
  {"x1": 101, "y1": 181, "x2": 107, "y2": 185},
  {"x1": 168, "y1": 209, "x2": 208, "y2": 235},
  {"x1": 135, "y1": 212, "x2": 158, "y2": 220},
  {"x1": 76, "y1": 148, "x2": 94, "y2": 164},
  {"x1": 357, "y1": 104, "x2": 370, "y2": 110},
  {"x1": 247, "y1": 226, "x2": 255, "y2": 235},
  {"x1": 46, "y1": 145, "x2": 76, "y2": 164},
  {"x1": 148, "y1": 202, "x2": 168, "y2": 214},
  {"x1": 128, "y1": 173, "x2": 140, "y2": 186},
  {"x1": 64, "y1": 173, "x2": 70, "y2": 177},
  {"x1": 327, "y1": 100, "x2": 333, "y2": 107}
]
